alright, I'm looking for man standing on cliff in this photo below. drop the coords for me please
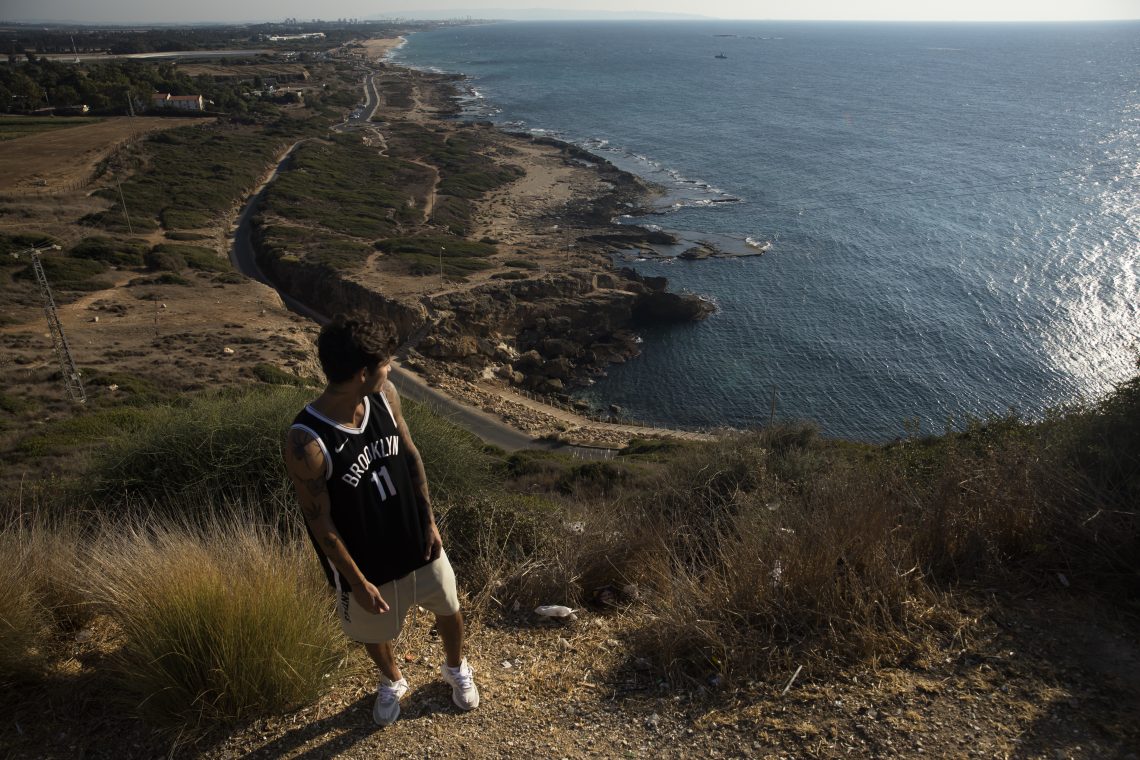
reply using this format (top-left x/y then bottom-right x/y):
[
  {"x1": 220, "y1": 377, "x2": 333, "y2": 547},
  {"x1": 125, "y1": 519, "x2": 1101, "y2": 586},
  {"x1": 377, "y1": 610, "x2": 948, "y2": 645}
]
[{"x1": 284, "y1": 313, "x2": 479, "y2": 726}]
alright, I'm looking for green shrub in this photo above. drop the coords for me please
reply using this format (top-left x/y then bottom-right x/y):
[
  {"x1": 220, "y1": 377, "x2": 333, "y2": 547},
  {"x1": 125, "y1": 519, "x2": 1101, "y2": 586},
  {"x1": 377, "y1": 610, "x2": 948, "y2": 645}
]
[
  {"x1": 251, "y1": 363, "x2": 310, "y2": 387},
  {"x1": 89, "y1": 125, "x2": 282, "y2": 234},
  {"x1": 86, "y1": 512, "x2": 344, "y2": 730},
  {"x1": 491, "y1": 271, "x2": 527, "y2": 280},
  {"x1": 504, "y1": 258, "x2": 539, "y2": 269},
  {"x1": 0, "y1": 232, "x2": 59, "y2": 258},
  {"x1": 15, "y1": 255, "x2": 110, "y2": 291},
  {"x1": 68, "y1": 236, "x2": 149, "y2": 267},
  {"x1": 15, "y1": 407, "x2": 152, "y2": 458},
  {"x1": 151, "y1": 244, "x2": 229, "y2": 273},
  {"x1": 145, "y1": 248, "x2": 186, "y2": 272},
  {"x1": 402, "y1": 397, "x2": 497, "y2": 502},
  {"x1": 257, "y1": 225, "x2": 373, "y2": 272},
  {"x1": 165, "y1": 231, "x2": 211, "y2": 241},
  {"x1": 160, "y1": 208, "x2": 215, "y2": 229},
  {"x1": 435, "y1": 492, "x2": 558, "y2": 609},
  {"x1": 84, "y1": 371, "x2": 167, "y2": 404},
  {"x1": 375, "y1": 236, "x2": 495, "y2": 278},
  {"x1": 261, "y1": 136, "x2": 427, "y2": 241},
  {"x1": 0, "y1": 391, "x2": 33, "y2": 415},
  {"x1": 151, "y1": 273, "x2": 191, "y2": 286},
  {"x1": 88, "y1": 386, "x2": 312, "y2": 505}
]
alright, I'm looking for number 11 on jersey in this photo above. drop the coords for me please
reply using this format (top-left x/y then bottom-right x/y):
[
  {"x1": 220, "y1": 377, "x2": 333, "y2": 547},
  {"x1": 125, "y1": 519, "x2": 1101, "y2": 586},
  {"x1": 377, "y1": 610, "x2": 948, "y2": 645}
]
[{"x1": 371, "y1": 466, "x2": 397, "y2": 501}]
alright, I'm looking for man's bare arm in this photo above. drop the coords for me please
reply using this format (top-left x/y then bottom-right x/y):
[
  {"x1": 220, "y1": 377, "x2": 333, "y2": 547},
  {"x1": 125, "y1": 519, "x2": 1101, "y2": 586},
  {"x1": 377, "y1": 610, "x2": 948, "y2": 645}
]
[
  {"x1": 382, "y1": 381, "x2": 441, "y2": 560},
  {"x1": 382, "y1": 381, "x2": 433, "y2": 512},
  {"x1": 284, "y1": 427, "x2": 389, "y2": 611}
]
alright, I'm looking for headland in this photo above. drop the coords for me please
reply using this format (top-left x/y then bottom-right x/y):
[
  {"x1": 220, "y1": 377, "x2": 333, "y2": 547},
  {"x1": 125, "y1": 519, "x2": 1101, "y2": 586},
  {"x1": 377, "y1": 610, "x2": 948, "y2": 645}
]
[{"x1": 245, "y1": 41, "x2": 717, "y2": 447}]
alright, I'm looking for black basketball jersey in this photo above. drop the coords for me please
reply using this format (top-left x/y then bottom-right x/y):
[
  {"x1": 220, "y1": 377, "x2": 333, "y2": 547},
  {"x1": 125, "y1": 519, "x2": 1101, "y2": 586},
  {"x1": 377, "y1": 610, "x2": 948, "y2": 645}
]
[{"x1": 291, "y1": 392, "x2": 429, "y2": 591}]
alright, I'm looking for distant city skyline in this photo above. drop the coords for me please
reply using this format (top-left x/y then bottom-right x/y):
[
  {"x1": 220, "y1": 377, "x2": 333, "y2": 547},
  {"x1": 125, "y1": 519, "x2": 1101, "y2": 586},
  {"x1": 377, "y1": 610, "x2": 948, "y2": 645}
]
[{"x1": 3, "y1": 0, "x2": 1139, "y2": 24}]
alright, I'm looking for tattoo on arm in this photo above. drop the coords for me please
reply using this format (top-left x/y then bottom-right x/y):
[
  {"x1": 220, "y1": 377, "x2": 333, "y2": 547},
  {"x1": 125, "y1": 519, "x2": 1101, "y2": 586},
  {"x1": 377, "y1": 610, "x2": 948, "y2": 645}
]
[
  {"x1": 288, "y1": 429, "x2": 310, "y2": 461},
  {"x1": 319, "y1": 531, "x2": 344, "y2": 555}
]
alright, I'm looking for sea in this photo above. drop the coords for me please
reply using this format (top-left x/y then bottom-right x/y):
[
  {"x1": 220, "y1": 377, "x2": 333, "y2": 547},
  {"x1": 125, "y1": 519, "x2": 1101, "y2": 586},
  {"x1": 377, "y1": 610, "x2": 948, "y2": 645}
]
[{"x1": 390, "y1": 21, "x2": 1140, "y2": 441}]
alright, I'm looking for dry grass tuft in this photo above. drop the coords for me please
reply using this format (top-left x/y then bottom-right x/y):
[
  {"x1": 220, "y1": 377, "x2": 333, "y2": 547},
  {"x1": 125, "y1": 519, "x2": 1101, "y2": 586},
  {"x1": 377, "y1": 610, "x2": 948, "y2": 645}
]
[
  {"x1": 0, "y1": 511, "x2": 94, "y2": 684},
  {"x1": 83, "y1": 506, "x2": 345, "y2": 731}
]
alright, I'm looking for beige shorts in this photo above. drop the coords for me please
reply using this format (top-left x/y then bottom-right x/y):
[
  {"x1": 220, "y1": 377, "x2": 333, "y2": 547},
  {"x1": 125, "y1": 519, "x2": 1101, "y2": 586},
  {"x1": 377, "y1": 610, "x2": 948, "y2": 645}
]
[{"x1": 335, "y1": 549, "x2": 460, "y2": 644}]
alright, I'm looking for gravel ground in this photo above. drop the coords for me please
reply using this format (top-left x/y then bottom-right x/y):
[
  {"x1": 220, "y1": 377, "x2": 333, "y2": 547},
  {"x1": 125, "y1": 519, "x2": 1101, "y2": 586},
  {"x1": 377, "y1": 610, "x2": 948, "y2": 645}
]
[{"x1": 10, "y1": 590, "x2": 1131, "y2": 760}]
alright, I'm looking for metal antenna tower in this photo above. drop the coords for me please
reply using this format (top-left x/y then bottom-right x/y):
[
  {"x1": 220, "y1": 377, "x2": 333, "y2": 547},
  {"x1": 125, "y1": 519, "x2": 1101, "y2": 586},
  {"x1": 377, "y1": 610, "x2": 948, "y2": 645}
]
[{"x1": 23, "y1": 245, "x2": 87, "y2": 404}]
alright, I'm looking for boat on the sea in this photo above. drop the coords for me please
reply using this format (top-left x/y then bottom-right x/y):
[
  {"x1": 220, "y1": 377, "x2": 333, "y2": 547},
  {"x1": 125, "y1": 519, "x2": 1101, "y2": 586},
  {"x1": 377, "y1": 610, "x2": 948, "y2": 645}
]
[{"x1": 715, "y1": 52, "x2": 728, "y2": 59}]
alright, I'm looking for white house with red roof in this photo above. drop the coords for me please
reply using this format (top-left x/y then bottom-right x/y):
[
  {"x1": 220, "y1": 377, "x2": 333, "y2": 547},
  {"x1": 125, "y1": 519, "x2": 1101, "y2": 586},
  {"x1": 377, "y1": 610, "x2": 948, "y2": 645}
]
[{"x1": 151, "y1": 93, "x2": 204, "y2": 111}]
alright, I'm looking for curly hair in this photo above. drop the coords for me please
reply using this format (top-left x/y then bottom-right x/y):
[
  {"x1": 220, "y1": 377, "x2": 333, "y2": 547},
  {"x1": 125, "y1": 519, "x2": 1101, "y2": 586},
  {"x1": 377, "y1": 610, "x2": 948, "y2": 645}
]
[{"x1": 316, "y1": 313, "x2": 399, "y2": 384}]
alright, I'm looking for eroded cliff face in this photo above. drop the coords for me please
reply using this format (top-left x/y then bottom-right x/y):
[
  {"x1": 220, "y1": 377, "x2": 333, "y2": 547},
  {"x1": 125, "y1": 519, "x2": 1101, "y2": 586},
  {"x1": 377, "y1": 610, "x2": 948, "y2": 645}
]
[
  {"x1": 257, "y1": 255, "x2": 429, "y2": 337},
  {"x1": 256, "y1": 240, "x2": 713, "y2": 397}
]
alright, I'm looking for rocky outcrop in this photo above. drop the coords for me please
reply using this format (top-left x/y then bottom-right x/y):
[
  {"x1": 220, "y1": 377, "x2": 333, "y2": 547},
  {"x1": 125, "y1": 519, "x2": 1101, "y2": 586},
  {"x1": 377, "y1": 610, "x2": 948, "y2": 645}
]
[
  {"x1": 412, "y1": 267, "x2": 713, "y2": 395},
  {"x1": 631, "y1": 290, "x2": 715, "y2": 324},
  {"x1": 679, "y1": 241, "x2": 719, "y2": 260},
  {"x1": 255, "y1": 254, "x2": 429, "y2": 339}
]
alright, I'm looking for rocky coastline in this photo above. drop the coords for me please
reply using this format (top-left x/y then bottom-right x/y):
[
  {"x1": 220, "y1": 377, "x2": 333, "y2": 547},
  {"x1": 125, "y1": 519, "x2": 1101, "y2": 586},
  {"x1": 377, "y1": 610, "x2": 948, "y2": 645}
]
[{"x1": 251, "y1": 61, "x2": 715, "y2": 416}]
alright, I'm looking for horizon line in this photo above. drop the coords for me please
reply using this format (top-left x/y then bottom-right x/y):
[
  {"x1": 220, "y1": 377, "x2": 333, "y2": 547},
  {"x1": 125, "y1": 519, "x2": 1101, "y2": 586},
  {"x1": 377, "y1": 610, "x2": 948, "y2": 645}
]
[{"x1": 4, "y1": 16, "x2": 1140, "y2": 24}]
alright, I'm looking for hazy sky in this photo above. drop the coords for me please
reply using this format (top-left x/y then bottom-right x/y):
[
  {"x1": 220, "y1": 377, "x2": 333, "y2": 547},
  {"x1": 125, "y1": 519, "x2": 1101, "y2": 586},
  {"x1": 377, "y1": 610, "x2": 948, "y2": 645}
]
[{"x1": 3, "y1": 0, "x2": 1139, "y2": 23}]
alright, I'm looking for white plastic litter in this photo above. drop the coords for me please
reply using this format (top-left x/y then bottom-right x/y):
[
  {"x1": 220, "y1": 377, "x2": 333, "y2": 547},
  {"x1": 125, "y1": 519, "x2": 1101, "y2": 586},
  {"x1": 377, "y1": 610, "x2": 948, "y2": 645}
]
[{"x1": 534, "y1": 605, "x2": 575, "y2": 618}]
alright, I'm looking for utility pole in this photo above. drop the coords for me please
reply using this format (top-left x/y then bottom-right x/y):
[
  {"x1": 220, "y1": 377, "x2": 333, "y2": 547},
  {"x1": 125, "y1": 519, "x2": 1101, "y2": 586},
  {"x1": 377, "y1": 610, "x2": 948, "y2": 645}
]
[
  {"x1": 19, "y1": 245, "x2": 86, "y2": 404},
  {"x1": 115, "y1": 177, "x2": 134, "y2": 234},
  {"x1": 438, "y1": 245, "x2": 445, "y2": 288}
]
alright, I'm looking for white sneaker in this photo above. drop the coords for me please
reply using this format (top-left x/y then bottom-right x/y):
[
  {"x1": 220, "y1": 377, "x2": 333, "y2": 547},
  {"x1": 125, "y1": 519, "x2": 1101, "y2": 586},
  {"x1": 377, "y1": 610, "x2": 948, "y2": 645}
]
[
  {"x1": 373, "y1": 675, "x2": 408, "y2": 726},
  {"x1": 440, "y1": 658, "x2": 480, "y2": 710}
]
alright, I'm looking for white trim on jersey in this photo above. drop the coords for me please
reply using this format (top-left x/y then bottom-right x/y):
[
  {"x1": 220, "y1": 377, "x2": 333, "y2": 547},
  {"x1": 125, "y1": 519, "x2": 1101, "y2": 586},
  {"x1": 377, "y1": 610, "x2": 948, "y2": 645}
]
[
  {"x1": 377, "y1": 390, "x2": 399, "y2": 428},
  {"x1": 290, "y1": 423, "x2": 334, "y2": 480},
  {"x1": 303, "y1": 396, "x2": 371, "y2": 434},
  {"x1": 330, "y1": 558, "x2": 343, "y2": 596}
]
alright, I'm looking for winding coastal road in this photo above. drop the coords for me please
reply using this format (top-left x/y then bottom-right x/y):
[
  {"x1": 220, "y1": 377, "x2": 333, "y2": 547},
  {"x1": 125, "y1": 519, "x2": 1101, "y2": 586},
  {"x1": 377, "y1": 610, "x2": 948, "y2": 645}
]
[{"x1": 228, "y1": 141, "x2": 603, "y2": 455}]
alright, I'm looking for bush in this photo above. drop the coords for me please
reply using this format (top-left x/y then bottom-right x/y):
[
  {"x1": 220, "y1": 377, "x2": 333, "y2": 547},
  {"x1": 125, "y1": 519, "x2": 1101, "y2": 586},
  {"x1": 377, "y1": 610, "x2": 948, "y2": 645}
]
[
  {"x1": 251, "y1": 362, "x2": 310, "y2": 387},
  {"x1": 151, "y1": 273, "x2": 191, "y2": 286},
  {"x1": 0, "y1": 391, "x2": 33, "y2": 415},
  {"x1": 15, "y1": 255, "x2": 110, "y2": 291},
  {"x1": 374, "y1": 236, "x2": 495, "y2": 278},
  {"x1": 68, "y1": 236, "x2": 149, "y2": 267},
  {"x1": 88, "y1": 386, "x2": 312, "y2": 505},
  {"x1": 90, "y1": 125, "x2": 282, "y2": 235},
  {"x1": 212, "y1": 271, "x2": 247, "y2": 285},
  {"x1": 13, "y1": 406, "x2": 152, "y2": 461},
  {"x1": 145, "y1": 248, "x2": 186, "y2": 272},
  {"x1": 402, "y1": 397, "x2": 497, "y2": 503},
  {"x1": 85, "y1": 510, "x2": 344, "y2": 730},
  {"x1": 151, "y1": 243, "x2": 230, "y2": 273},
  {"x1": 0, "y1": 232, "x2": 59, "y2": 258}
]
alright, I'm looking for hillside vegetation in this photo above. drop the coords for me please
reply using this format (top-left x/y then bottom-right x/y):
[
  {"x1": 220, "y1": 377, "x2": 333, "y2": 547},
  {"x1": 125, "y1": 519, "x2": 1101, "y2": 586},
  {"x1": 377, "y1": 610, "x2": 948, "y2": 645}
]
[{"x1": 1, "y1": 367, "x2": 1136, "y2": 746}]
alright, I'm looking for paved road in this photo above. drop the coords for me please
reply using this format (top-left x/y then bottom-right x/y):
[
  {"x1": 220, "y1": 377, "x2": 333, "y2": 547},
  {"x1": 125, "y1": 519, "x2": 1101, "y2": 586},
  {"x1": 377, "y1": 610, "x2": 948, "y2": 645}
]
[{"x1": 228, "y1": 145, "x2": 610, "y2": 457}]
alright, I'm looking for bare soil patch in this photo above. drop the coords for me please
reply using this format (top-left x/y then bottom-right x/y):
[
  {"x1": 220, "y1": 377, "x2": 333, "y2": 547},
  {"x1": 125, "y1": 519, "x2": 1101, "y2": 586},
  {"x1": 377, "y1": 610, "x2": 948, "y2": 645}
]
[{"x1": 0, "y1": 116, "x2": 212, "y2": 195}]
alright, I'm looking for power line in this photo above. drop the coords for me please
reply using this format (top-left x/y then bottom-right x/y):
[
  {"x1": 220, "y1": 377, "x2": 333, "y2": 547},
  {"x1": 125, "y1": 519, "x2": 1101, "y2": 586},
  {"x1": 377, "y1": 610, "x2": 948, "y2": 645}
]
[{"x1": 16, "y1": 244, "x2": 87, "y2": 405}]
